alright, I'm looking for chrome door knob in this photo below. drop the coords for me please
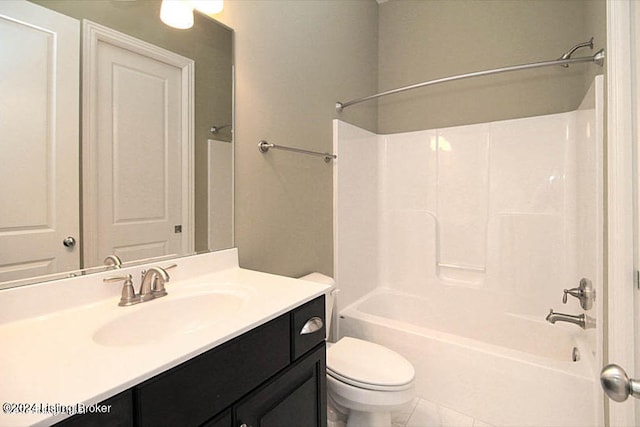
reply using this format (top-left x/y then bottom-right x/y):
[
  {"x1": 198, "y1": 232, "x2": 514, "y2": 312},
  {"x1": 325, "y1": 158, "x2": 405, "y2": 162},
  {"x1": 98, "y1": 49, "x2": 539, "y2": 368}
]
[
  {"x1": 62, "y1": 236, "x2": 76, "y2": 248},
  {"x1": 601, "y1": 364, "x2": 640, "y2": 402}
]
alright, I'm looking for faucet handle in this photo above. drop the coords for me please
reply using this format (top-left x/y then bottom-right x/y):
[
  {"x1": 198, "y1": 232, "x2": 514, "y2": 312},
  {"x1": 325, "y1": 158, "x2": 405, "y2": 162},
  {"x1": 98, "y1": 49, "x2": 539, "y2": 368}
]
[
  {"x1": 562, "y1": 288, "x2": 581, "y2": 304},
  {"x1": 104, "y1": 274, "x2": 139, "y2": 306},
  {"x1": 562, "y1": 278, "x2": 595, "y2": 310},
  {"x1": 103, "y1": 274, "x2": 132, "y2": 284}
]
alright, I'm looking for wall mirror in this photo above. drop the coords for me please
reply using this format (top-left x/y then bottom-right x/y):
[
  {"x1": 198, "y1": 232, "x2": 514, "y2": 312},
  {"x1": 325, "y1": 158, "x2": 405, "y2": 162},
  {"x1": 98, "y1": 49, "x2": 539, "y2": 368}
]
[{"x1": 0, "y1": 0, "x2": 234, "y2": 290}]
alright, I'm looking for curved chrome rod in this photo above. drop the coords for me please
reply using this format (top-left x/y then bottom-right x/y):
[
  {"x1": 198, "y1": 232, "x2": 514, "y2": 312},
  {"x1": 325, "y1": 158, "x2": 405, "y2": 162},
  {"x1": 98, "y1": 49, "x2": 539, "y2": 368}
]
[
  {"x1": 336, "y1": 48, "x2": 605, "y2": 112},
  {"x1": 559, "y1": 37, "x2": 594, "y2": 67},
  {"x1": 258, "y1": 140, "x2": 336, "y2": 163}
]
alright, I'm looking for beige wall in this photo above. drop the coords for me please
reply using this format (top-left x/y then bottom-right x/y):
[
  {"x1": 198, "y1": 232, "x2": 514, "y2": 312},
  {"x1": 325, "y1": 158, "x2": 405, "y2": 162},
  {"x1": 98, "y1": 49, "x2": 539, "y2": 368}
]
[
  {"x1": 217, "y1": 1, "x2": 378, "y2": 277},
  {"x1": 377, "y1": 0, "x2": 606, "y2": 133}
]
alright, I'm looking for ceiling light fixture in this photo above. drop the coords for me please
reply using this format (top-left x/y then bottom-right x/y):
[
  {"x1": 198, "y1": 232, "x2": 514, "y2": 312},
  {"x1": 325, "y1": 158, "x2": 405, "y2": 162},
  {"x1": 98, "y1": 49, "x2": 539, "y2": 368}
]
[
  {"x1": 160, "y1": 0, "x2": 224, "y2": 30},
  {"x1": 160, "y1": 0, "x2": 194, "y2": 29}
]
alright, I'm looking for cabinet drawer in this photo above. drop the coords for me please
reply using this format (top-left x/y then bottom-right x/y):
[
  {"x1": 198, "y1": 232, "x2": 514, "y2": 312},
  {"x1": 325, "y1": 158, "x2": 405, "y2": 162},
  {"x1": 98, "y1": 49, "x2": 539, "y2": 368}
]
[
  {"x1": 136, "y1": 314, "x2": 290, "y2": 427},
  {"x1": 291, "y1": 295, "x2": 325, "y2": 360}
]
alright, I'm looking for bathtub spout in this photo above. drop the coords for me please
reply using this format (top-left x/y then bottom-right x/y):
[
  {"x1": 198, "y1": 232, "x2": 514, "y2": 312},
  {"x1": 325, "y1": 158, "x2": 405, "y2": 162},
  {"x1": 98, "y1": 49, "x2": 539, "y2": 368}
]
[{"x1": 545, "y1": 309, "x2": 595, "y2": 329}]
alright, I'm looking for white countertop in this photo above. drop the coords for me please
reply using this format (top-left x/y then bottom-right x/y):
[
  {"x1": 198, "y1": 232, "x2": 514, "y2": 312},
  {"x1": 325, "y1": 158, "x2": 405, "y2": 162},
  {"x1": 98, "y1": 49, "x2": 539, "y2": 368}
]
[{"x1": 0, "y1": 249, "x2": 329, "y2": 426}]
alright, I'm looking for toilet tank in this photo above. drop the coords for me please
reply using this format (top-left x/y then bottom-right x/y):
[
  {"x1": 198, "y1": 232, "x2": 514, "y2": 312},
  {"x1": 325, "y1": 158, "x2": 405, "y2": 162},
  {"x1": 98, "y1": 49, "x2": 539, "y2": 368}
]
[{"x1": 298, "y1": 272, "x2": 335, "y2": 341}]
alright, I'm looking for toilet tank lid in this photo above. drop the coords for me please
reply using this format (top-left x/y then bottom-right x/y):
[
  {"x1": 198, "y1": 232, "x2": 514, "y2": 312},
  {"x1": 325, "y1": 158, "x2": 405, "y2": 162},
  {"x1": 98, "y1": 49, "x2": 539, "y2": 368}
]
[
  {"x1": 327, "y1": 337, "x2": 415, "y2": 388},
  {"x1": 299, "y1": 272, "x2": 335, "y2": 286}
]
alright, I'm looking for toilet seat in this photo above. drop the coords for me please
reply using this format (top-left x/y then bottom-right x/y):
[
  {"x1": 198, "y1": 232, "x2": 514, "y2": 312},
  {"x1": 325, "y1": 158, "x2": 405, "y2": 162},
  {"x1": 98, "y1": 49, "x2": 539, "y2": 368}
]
[{"x1": 327, "y1": 337, "x2": 415, "y2": 392}]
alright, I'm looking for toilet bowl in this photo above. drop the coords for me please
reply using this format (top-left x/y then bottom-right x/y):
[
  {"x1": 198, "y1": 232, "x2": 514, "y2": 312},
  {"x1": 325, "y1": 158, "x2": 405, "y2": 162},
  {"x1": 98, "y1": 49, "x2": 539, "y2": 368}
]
[{"x1": 299, "y1": 273, "x2": 416, "y2": 427}]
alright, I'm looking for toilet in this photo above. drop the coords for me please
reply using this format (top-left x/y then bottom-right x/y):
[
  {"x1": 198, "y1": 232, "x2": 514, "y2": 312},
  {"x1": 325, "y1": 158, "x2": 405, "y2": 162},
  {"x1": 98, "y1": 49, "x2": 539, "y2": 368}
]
[{"x1": 299, "y1": 273, "x2": 415, "y2": 427}]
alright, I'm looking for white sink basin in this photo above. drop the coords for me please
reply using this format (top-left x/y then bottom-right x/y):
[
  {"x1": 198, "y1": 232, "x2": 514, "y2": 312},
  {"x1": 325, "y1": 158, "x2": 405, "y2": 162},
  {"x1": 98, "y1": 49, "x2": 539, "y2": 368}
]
[{"x1": 93, "y1": 291, "x2": 246, "y2": 347}]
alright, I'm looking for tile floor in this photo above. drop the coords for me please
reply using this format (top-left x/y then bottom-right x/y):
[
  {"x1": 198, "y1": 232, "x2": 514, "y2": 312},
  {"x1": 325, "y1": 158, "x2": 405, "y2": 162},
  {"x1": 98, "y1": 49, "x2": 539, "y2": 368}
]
[{"x1": 392, "y1": 398, "x2": 494, "y2": 427}]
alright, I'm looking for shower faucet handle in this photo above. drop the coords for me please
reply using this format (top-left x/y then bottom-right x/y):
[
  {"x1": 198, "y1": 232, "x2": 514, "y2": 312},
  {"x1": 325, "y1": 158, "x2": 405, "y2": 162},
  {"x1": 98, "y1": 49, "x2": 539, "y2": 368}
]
[
  {"x1": 562, "y1": 278, "x2": 595, "y2": 310},
  {"x1": 562, "y1": 289, "x2": 578, "y2": 304}
]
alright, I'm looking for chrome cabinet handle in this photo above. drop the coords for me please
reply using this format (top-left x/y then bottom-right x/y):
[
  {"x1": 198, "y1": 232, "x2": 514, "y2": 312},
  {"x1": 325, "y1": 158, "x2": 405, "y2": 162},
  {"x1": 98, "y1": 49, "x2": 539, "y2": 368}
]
[
  {"x1": 601, "y1": 364, "x2": 640, "y2": 402},
  {"x1": 300, "y1": 317, "x2": 323, "y2": 335},
  {"x1": 62, "y1": 236, "x2": 76, "y2": 248}
]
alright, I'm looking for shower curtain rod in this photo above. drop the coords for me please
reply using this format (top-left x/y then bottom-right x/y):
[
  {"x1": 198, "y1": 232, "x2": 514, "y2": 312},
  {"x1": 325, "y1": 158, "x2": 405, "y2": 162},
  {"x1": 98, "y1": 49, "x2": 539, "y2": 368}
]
[{"x1": 335, "y1": 45, "x2": 605, "y2": 112}]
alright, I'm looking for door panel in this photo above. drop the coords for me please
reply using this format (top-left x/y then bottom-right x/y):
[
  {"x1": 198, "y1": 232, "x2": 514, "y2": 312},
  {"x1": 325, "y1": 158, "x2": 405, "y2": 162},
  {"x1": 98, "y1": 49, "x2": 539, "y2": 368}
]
[
  {"x1": 83, "y1": 21, "x2": 194, "y2": 266},
  {"x1": 0, "y1": 1, "x2": 79, "y2": 282},
  {"x1": 97, "y1": 41, "x2": 182, "y2": 263}
]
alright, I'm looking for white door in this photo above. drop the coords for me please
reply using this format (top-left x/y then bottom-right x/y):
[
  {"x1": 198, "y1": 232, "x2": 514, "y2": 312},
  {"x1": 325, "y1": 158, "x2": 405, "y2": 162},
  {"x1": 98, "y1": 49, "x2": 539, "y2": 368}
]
[
  {"x1": 601, "y1": 1, "x2": 640, "y2": 425},
  {"x1": 0, "y1": 1, "x2": 79, "y2": 283},
  {"x1": 82, "y1": 21, "x2": 194, "y2": 267}
]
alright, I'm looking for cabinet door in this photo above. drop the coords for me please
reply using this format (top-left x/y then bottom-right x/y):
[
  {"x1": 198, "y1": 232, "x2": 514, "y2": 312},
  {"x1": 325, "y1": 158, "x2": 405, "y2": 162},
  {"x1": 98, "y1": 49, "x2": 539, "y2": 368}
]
[
  {"x1": 54, "y1": 390, "x2": 133, "y2": 427},
  {"x1": 136, "y1": 314, "x2": 290, "y2": 427},
  {"x1": 201, "y1": 409, "x2": 231, "y2": 427},
  {"x1": 235, "y1": 344, "x2": 326, "y2": 427}
]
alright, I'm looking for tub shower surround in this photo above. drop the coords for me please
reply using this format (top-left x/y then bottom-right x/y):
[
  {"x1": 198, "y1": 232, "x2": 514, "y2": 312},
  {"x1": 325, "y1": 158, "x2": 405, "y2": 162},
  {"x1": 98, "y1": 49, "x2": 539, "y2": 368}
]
[{"x1": 333, "y1": 77, "x2": 603, "y2": 426}]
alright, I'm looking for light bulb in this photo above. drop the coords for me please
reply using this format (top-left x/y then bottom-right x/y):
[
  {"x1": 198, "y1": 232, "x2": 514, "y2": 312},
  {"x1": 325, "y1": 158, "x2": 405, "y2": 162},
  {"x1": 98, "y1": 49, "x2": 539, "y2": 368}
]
[{"x1": 160, "y1": 0, "x2": 194, "y2": 29}]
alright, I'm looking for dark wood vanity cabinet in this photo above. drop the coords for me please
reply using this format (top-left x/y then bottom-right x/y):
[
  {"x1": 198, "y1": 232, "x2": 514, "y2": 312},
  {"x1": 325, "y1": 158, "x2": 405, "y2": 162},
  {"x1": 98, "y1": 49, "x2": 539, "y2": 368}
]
[
  {"x1": 53, "y1": 390, "x2": 134, "y2": 427},
  {"x1": 55, "y1": 295, "x2": 326, "y2": 427},
  {"x1": 234, "y1": 345, "x2": 326, "y2": 427},
  {"x1": 136, "y1": 314, "x2": 292, "y2": 426}
]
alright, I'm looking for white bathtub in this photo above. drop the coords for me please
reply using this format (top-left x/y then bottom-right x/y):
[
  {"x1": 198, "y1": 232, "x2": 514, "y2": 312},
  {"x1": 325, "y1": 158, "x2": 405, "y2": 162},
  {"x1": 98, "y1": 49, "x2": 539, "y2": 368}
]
[{"x1": 338, "y1": 288, "x2": 600, "y2": 427}]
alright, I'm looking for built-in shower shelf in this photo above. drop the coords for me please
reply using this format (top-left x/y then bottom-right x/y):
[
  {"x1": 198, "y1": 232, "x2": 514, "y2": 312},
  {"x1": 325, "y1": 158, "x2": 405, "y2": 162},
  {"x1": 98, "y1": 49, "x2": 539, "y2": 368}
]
[{"x1": 437, "y1": 264, "x2": 485, "y2": 286}]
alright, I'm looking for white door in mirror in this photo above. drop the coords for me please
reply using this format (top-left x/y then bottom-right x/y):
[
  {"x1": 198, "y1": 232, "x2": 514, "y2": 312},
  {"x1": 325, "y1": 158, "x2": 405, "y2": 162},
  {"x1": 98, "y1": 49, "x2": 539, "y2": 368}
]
[
  {"x1": 82, "y1": 21, "x2": 194, "y2": 266},
  {"x1": 0, "y1": 1, "x2": 80, "y2": 282}
]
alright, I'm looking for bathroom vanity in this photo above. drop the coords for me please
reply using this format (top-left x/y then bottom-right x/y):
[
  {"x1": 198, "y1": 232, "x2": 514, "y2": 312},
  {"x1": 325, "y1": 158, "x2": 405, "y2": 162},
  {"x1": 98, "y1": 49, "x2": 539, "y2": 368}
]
[
  {"x1": 0, "y1": 249, "x2": 329, "y2": 427},
  {"x1": 58, "y1": 296, "x2": 326, "y2": 427}
]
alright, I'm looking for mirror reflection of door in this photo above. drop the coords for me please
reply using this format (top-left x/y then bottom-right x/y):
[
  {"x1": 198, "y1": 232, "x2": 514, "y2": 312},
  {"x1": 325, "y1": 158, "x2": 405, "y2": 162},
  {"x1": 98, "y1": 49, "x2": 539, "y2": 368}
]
[
  {"x1": 82, "y1": 21, "x2": 194, "y2": 267},
  {"x1": 0, "y1": 1, "x2": 80, "y2": 282}
]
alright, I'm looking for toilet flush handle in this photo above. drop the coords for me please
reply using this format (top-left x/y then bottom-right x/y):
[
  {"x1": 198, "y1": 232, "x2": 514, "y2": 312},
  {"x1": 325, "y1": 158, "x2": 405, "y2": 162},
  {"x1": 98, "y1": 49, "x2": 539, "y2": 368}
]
[{"x1": 300, "y1": 317, "x2": 324, "y2": 335}]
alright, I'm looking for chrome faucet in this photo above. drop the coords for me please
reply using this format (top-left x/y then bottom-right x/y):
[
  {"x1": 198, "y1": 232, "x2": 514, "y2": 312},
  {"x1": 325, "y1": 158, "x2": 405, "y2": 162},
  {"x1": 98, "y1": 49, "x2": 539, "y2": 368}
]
[
  {"x1": 104, "y1": 264, "x2": 175, "y2": 306},
  {"x1": 545, "y1": 309, "x2": 595, "y2": 329},
  {"x1": 104, "y1": 254, "x2": 123, "y2": 269},
  {"x1": 139, "y1": 267, "x2": 171, "y2": 302}
]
